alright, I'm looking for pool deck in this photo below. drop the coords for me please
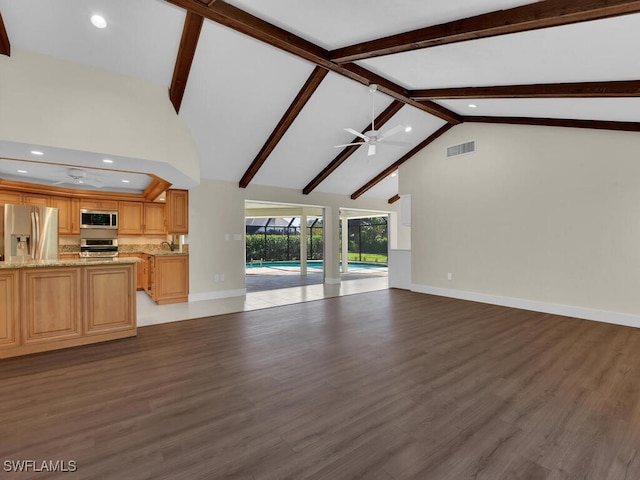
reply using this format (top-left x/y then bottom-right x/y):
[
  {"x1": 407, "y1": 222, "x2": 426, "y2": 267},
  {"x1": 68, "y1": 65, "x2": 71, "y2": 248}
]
[{"x1": 245, "y1": 264, "x2": 388, "y2": 292}]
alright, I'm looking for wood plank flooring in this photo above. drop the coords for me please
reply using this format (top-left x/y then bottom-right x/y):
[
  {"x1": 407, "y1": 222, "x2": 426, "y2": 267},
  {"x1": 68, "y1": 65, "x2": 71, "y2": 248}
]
[{"x1": 1, "y1": 289, "x2": 640, "y2": 479}]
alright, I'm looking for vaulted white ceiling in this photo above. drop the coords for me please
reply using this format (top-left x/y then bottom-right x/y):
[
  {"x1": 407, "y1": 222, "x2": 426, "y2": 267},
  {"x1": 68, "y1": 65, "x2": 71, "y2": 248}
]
[{"x1": 1, "y1": 0, "x2": 639, "y2": 200}]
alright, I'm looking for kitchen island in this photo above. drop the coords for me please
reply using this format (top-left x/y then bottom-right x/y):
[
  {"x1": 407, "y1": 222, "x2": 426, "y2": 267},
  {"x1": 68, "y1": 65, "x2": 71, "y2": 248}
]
[{"x1": 0, "y1": 257, "x2": 142, "y2": 359}]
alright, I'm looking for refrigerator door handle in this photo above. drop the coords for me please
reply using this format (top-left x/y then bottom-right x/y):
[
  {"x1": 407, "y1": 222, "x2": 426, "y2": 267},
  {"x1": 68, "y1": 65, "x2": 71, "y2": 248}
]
[{"x1": 32, "y1": 210, "x2": 41, "y2": 259}]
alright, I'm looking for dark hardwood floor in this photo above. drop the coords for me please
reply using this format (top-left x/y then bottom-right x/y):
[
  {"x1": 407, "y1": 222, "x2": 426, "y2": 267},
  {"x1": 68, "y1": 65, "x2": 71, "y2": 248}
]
[{"x1": 1, "y1": 289, "x2": 640, "y2": 479}]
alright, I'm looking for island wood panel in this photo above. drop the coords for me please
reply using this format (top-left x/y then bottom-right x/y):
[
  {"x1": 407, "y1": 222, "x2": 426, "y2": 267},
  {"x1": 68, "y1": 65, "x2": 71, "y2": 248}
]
[
  {"x1": 84, "y1": 265, "x2": 136, "y2": 335},
  {"x1": 0, "y1": 270, "x2": 19, "y2": 348},
  {"x1": 153, "y1": 255, "x2": 189, "y2": 304},
  {"x1": 20, "y1": 267, "x2": 82, "y2": 345}
]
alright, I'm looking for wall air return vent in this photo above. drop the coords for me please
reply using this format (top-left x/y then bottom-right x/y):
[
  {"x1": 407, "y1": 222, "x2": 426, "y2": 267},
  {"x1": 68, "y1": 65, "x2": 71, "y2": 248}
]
[{"x1": 446, "y1": 140, "x2": 476, "y2": 158}]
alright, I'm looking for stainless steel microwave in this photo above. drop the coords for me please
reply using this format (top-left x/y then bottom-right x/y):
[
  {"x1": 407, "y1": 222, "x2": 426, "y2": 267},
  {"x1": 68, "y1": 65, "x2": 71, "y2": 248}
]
[{"x1": 80, "y1": 210, "x2": 118, "y2": 229}]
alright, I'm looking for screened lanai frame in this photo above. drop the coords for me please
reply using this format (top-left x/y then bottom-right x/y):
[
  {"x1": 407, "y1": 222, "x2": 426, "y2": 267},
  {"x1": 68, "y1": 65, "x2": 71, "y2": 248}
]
[{"x1": 245, "y1": 216, "x2": 324, "y2": 263}]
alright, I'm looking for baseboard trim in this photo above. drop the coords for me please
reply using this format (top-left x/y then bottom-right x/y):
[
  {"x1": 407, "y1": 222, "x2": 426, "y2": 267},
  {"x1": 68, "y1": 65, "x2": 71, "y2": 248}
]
[
  {"x1": 189, "y1": 288, "x2": 247, "y2": 302},
  {"x1": 411, "y1": 284, "x2": 640, "y2": 329}
]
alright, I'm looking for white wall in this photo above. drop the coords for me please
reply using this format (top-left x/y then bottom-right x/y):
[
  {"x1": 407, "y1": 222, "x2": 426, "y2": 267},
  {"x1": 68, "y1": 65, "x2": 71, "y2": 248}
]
[
  {"x1": 0, "y1": 48, "x2": 200, "y2": 186},
  {"x1": 401, "y1": 122, "x2": 640, "y2": 324},
  {"x1": 188, "y1": 178, "x2": 395, "y2": 298}
]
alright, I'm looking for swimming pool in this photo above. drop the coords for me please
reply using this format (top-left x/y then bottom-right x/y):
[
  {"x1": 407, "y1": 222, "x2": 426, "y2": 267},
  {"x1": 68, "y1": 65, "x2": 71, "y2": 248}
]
[{"x1": 245, "y1": 260, "x2": 387, "y2": 269}]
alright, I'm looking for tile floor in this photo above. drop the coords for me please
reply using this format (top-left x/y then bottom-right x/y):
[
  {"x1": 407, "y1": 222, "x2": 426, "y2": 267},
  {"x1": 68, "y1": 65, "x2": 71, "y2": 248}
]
[{"x1": 137, "y1": 276, "x2": 389, "y2": 327}]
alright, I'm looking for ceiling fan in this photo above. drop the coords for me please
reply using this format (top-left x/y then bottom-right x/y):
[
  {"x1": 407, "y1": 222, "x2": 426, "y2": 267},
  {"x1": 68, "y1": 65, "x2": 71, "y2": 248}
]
[
  {"x1": 52, "y1": 168, "x2": 104, "y2": 188},
  {"x1": 334, "y1": 84, "x2": 409, "y2": 156}
]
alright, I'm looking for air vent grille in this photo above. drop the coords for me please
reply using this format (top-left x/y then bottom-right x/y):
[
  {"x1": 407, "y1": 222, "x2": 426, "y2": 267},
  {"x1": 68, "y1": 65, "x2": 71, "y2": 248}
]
[{"x1": 447, "y1": 140, "x2": 476, "y2": 158}]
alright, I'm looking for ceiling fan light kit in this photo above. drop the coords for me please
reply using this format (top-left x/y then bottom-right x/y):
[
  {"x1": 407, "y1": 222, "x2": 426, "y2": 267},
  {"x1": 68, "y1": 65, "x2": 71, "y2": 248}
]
[{"x1": 334, "y1": 84, "x2": 408, "y2": 156}]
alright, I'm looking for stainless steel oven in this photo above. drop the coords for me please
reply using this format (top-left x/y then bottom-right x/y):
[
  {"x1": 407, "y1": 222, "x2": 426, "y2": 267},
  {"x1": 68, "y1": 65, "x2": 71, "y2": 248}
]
[{"x1": 79, "y1": 238, "x2": 118, "y2": 258}]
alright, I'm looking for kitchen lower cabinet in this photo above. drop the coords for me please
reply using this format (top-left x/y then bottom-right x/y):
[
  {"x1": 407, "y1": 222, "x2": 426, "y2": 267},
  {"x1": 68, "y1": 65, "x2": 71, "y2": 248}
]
[
  {"x1": 0, "y1": 270, "x2": 19, "y2": 349},
  {"x1": 119, "y1": 253, "x2": 146, "y2": 291},
  {"x1": 147, "y1": 254, "x2": 189, "y2": 304}
]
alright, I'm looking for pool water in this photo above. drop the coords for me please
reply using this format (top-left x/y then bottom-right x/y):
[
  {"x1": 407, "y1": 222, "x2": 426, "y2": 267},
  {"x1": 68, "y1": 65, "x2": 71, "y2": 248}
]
[{"x1": 246, "y1": 260, "x2": 387, "y2": 269}]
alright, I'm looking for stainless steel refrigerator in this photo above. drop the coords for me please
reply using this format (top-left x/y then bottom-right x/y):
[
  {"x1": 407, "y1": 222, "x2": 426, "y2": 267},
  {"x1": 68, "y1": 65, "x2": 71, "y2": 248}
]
[{"x1": 0, "y1": 204, "x2": 59, "y2": 262}]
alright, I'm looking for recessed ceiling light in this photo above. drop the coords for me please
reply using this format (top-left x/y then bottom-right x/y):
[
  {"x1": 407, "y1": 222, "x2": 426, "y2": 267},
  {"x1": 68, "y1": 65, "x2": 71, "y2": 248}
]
[
  {"x1": 17, "y1": 169, "x2": 28, "y2": 174},
  {"x1": 90, "y1": 14, "x2": 107, "y2": 29},
  {"x1": 31, "y1": 150, "x2": 43, "y2": 156},
  {"x1": 102, "y1": 159, "x2": 114, "y2": 164},
  {"x1": 122, "y1": 179, "x2": 130, "y2": 183},
  {"x1": 404, "y1": 126, "x2": 412, "y2": 133},
  {"x1": 391, "y1": 172, "x2": 397, "y2": 177},
  {"x1": 468, "y1": 104, "x2": 478, "y2": 109}
]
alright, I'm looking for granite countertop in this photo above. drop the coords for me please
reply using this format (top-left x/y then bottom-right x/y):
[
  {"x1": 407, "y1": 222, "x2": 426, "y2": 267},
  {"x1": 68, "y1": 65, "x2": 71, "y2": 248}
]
[
  {"x1": 138, "y1": 250, "x2": 189, "y2": 256},
  {"x1": 0, "y1": 257, "x2": 144, "y2": 269}
]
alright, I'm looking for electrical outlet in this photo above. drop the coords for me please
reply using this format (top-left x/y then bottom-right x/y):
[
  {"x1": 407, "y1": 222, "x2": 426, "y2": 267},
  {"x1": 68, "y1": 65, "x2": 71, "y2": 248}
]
[
  {"x1": 220, "y1": 273, "x2": 225, "y2": 281},
  {"x1": 214, "y1": 274, "x2": 220, "y2": 282},
  {"x1": 447, "y1": 272, "x2": 453, "y2": 281}
]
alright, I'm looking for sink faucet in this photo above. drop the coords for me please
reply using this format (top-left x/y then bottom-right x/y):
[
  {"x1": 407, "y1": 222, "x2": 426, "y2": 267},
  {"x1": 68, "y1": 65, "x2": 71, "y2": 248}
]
[{"x1": 160, "y1": 241, "x2": 174, "y2": 251}]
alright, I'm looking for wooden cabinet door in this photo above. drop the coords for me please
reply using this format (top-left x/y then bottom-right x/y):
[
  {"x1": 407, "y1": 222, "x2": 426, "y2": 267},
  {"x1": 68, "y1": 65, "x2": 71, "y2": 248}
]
[
  {"x1": 23, "y1": 193, "x2": 50, "y2": 207},
  {"x1": 80, "y1": 199, "x2": 118, "y2": 211},
  {"x1": 166, "y1": 189, "x2": 188, "y2": 234},
  {"x1": 50, "y1": 196, "x2": 79, "y2": 235},
  {"x1": 21, "y1": 268, "x2": 82, "y2": 345},
  {"x1": 154, "y1": 255, "x2": 189, "y2": 304},
  {"x1": 0, "y1": 270, "x2": 20, "y2": 350},
  {"x1": 0, "y1": 190, "x2": 24, "y2": 205},
  {"x1": 144, "y1": 203, "x2": 166, "y2": 235},
  {"x1": 84, "y1": 265, "x2": 135, "y2": 335},
  {"x1": 118, "y1": 201, "x2": 144, "y2": 235}
]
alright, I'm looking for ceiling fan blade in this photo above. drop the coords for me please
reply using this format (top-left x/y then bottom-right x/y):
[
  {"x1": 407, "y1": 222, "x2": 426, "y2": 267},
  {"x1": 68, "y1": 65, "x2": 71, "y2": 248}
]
[
  {"x1": 344, "y1": 128, "x2": 369, "y2": 141},
  {"x1": 378, "y1": 124, "x2": 405, "y2": 141},
  {"x1": 85, "y1": 179, "x2": 104, "y2": 188},
  {"x1": 368, "y1": 144, "x2": 376, "y2": 156},
  {"x1": 334, "y1": 142, "x2": 366, "y2": 148},
  {"x1": 51, "y1": 180, "x2": 69, "y2": 186}
]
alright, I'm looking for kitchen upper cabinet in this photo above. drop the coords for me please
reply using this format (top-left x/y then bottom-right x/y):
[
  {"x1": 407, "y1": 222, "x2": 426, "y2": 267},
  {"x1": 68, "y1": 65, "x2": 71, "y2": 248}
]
[
  {"x1": 119, "y1": 201, "x2": 166, "y2": 235},
  {"x1": 80, "y1": 199, "x2": 118, "y2": 211},
  {"x1": 0, "y1": 190, "x2": 49, "y2": 206},
  {"x1": 50, "y1": 196, "x2": 80, "y2": 235},
  {"x1": 166, "y1": 189, "x2": 188, "y2": 234},
  {"x1": 144, "y1": 203, "x2": 166, "y2": 235},
  {"x1": 118, "y1": 201, "x2": 144, "y2": 235},
  {"x1": 0, "y1": 190, "x2": 22, "y2": 205}
]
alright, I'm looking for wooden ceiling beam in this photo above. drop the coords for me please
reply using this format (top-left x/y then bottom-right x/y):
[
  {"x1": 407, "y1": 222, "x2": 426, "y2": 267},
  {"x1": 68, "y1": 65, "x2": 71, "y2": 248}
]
[
  {"x1": 239, "y1": 66, "x2": 329, "y2": 188},
  {"x1": 388, "y1": 194, "x2": 400, "y2": 204},
  {"x1": 464, "y1": 116, "x2": 640, "y2": 132},
  {"x1": 351, "y1": 124, "x2": 454, "y2": 200},
  {"x1": 0, "y1": 12, "x2": 10, "y2": 56},
  {"x1": 164, "y1": 0, "x2": 460, "y2": 124},
  {"x1": 169, "y1": 11, "x2": 204, "y2": 113},
  {"x1": 303, "y1": 100, "x2": 404, "y2": 195},
  {"x1": 330, "y1": 0, "x2": 640, "y2": 63},
  {"x1": 411, "y1": 80, "x2": 640, "y2": 100}
]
